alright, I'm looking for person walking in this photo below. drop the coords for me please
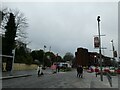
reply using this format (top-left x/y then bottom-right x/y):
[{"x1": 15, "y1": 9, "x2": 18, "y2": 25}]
[
  {"x1": 77, "y1": 65, "x2": 83, "y2": 78},
  {"x1": 37, "y1": 65, "x2": 43, "y2": 76},
  {"x1": 51, "y1": 64, "x2": 57, "y2": 74},
  {"x1": 79, "y1": 65, "x2": 83, "y2": 78},
  {"x1": 57, "y1": 64, "x2": 60, "y2": 72},
  {"x1": 77, "y1": 65, "x2": 80, "y2": 77},
  {"x1": 95, "y1": 66, "x2": 99, "y2": 77}
]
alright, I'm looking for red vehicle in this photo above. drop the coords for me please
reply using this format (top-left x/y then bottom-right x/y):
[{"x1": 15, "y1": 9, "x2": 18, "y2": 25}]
[
  {"x1": 104, "y1": 68, "x2": 110, "y2": 73},
  {"x1": 115, "y1": 68, "x2": 120, "y2": 74}
]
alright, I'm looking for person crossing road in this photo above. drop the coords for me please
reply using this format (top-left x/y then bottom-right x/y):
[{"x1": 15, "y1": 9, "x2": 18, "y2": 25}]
[{"x1": 77, "y1": 65, "x2": 83, "y2": 78}]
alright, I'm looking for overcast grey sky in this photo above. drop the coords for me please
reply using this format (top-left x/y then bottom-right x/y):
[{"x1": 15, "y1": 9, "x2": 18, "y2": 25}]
[{"x1": 2, "y1": 2, "x2": 118, "y2": 57}]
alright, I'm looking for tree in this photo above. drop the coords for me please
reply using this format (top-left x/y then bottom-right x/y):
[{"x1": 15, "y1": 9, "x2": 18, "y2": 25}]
[
  {"x1": 24, "y1": 53, "x2": 33, "y2": 65},
  {"x1": 0, "y1": 11, "x2": 5, "y2": 24},
  {"x1": 56, "y1": 55, "x2": 63, "y2": 62},
  {"x1": 63, "y1": 52, "x2": 74, "y2": 62},
  {"x1": 3, "y1": 13, "x2": 16, "y2": 71},
  {"x1": 15, "y1": 46, "x2": 33, "y2": 65},
  {"x1": 45, "y1": 52, "x2": 56, "y2": 66},
  {"x1": 31, "y1": 50, "x2": 44, "y2": 64},
  {"x1": 1, "y1": 8, "x2": 28, "y2": 71},
  {"x1": 1, "y1": 8, "x2": 28, "y2": 43}
]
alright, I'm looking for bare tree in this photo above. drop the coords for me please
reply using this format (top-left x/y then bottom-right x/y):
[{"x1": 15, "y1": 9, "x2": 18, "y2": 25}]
[
  {"x1": 1, "y1": 8, "x2": 29, "y2": 71},
  {"x1": 1, "y1": 8, "x2": 28, "y2": 43}
]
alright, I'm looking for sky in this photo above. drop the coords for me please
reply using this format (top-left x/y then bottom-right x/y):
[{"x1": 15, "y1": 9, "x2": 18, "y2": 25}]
[{"x1": 2, "y1": 1, "x2": 118, "y2": 58}]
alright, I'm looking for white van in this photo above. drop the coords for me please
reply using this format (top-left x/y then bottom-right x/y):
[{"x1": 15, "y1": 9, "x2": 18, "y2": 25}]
[{"x1": 59, "y1": 62, "x2": 71, "y2": 68}]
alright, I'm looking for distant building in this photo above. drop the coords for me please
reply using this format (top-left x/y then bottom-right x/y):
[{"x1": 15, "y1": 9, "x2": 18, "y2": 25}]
[
  {"x1": 75, "y1": 48, "x2": 89, "y2": 66},
  {"x1": 75, "y1": 47, "x2": 112, "y2": 67},
  {"x1": 88, "y1": 52, "x2": 99, "y2": 66}
]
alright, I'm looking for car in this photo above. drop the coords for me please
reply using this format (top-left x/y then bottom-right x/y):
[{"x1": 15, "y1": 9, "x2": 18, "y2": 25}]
[
  {"x1": 87, "y1": 69, "x2": 93, "y2": 73},
  {"x1": 103, "y1": 67, "x2": 110, "y2": 73},
  {"x1": 115, "y1": 67, "x2": 120, "y2": 74}
]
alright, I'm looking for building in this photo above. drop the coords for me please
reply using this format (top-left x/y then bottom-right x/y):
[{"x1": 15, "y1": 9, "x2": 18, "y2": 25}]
[
  {"x1": 75, "y1": 47, "x2": 112, "y2": 67},
  {"x1": 88, "y1": 52, "x2": 99, "y2": 66},
  {"x1": 75, "y1": 48, "x2": 89, "y2": 67}
]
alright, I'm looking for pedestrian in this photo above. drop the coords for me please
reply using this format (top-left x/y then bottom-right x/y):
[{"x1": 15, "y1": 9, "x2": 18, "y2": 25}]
[
  {"x1": 57, "y1": 64, "x2": 60, "y2": 72},
  {"x1": 37, "y1": 65, "x2": 43, "y2": 76},
  {"x1": 79, "y1": 66, "x2": 83, "y2": 78},
  {"x1": 77, "y1": 65, "x2": 79, "y2": 77},
  {"x1": 95, "y1": 66, "x2": 99, "y2": 77},
  {"x1": 51, "y1": 64, "x2": 57, "y2": 74},
  {"x1": 77, "y1": 65, "x2": 83, "y2": 78}
]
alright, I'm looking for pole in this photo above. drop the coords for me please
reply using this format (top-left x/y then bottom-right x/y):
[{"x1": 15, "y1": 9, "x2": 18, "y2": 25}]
[
  {"x1": 49, "y1": 46, "x2": 51, "y2": 52},
  {"x1": 10, "y1": 49, "x2": 16, "y2": 76},
  {"x1": 111, "y1": 40, "x2": 115, "y2": 69},
  {"x1": 97, "y1": 16, "x2": 103, "y2": 81},
  {"x1": 43, "y1": 45, "x2": 46, "y2": 67}
]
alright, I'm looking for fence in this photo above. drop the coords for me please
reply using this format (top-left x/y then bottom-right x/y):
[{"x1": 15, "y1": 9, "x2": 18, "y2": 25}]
[{"x1": 2, "y1": 63, "x2": 38, "y2": 71}]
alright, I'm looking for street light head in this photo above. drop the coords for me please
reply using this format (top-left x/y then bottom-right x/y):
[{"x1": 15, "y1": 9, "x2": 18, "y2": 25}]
[
  {"x1": 111, "y1": 40, "x2": 113, "y2": 42},
  {"x1": 94, "y1": 55, "x2": 97, "y2": 58},
  {"x1": 97, "y1": 16, "x2": 100, "y2": 22}
]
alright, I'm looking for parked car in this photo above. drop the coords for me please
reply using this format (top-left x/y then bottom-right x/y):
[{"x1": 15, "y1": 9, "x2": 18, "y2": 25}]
[
  {"x1": 115, "y1": 67, "x2": 120, "y2": 74},
  {"x1": 103, "y1": 67, "x2": 110, "y2": 73},
  {"x1": 87, "y1": 66, "x2": 95, "y2": 73}
]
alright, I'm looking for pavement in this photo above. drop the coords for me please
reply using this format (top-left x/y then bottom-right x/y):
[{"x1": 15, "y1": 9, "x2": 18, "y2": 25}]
[{"x1": 1, "y1": 68, "x2": 52, "y2": 80}]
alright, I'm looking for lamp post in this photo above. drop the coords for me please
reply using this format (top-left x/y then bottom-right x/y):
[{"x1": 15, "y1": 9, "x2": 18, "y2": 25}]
[
  {"x1": 111, "y1": 40, "x2": 115, "y2": 69},
  {"x1": 97, "y1": 16, "x2": 103, "y2": 81},
  {"x1": 10, "y1": 48, "x2": 16, "y2": 76},
  {"x1": 43, "y1": 45, "x2": 46, "y2": 67},
  {"x1": 94, "y1": 55, "x2": 96, "y2": 65}
]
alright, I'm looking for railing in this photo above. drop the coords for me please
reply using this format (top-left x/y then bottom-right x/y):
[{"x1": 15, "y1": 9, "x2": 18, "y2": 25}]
[{"x1": 0, "y1": 54, "x2": 13, "y2": 58}]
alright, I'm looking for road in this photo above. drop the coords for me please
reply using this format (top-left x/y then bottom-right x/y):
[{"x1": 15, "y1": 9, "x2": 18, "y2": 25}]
[{"x1": 2, "y1": 69, "x2": 119, "y2": 88}]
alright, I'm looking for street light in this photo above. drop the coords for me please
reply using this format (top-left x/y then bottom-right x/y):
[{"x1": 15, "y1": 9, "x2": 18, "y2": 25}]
[
  {"x1": 97, "y1": 16, "x2": 103, "y2": 81},
  {"x1": 94, "y1": 55, "x2": 97, "y2": 65},
  {"x1": 43, "y1": 45, "x2": 46, "y2": 67},
  {"x1": 111, "y1": 40, "x2": 115, "y2": 69},
  {"x1": 10, "y1": 47, "x2": 16, "y2": 76}
]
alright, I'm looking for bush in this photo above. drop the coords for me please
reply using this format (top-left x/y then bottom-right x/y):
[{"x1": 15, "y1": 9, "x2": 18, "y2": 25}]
[
  {"x1": 60, "y1": 67, "x2": 72, "y2": 72},
  {"x1": 65, "y1": 67, "x2": 72, "y2": 71},
  {"x1": 110, "y1": 72, "x2": 117, "y2": 76}
]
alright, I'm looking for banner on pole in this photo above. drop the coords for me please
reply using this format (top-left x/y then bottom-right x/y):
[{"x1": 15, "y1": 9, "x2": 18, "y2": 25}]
[
  {"x1": 94, "y1": 36, "x2": 100, "y2": 48},
  {"x1": 114, "y1": 51, "x2": 117, "y2": 57}
]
